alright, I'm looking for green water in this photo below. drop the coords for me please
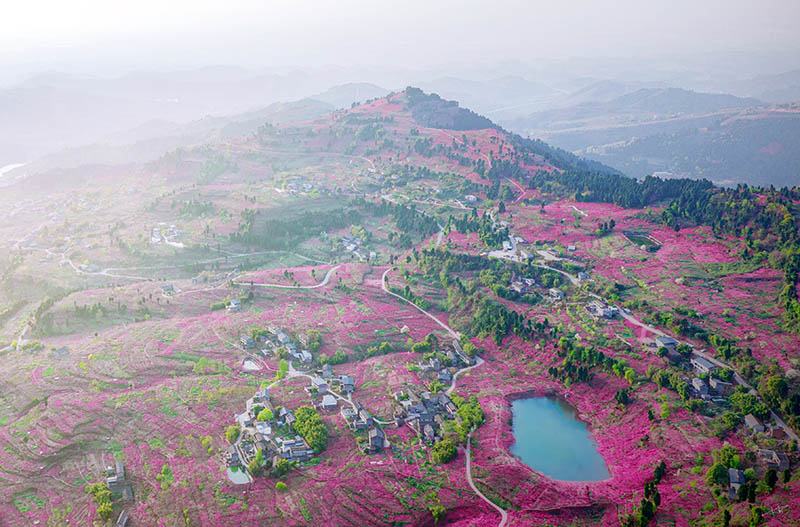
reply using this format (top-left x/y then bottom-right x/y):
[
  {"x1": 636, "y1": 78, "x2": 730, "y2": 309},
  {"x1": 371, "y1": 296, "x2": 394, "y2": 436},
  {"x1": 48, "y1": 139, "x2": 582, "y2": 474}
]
[{"x1": 509, "y1": 397, "x2": 610, "y2": 481}]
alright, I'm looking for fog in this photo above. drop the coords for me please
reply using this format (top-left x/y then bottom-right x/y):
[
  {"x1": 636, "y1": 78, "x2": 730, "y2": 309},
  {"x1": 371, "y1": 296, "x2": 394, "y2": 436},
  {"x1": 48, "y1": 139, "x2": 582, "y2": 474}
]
[
  {"x1": 2, "y1": 0, "x2": 800, "y2": 177},
  {"x1": 3, "y1": 0, "x2": 800, "y2": 79}
]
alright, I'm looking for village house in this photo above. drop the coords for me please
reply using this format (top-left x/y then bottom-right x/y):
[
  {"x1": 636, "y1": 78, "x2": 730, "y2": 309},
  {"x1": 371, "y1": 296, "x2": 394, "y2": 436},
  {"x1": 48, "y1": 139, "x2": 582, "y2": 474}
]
[
  {"x1": 339, "y1": 375, "x2": 355, "y2": 394},
  {"x1": 692, "y1": 377, "x2": 709, "y2": 397},
  {"x1": 106, "y1": 462, "x2": 133, "y2": 502},
  {"x1": 567, "y1": 244, "x2": 577, "y2": 252},
  {"x1": 292, "y1": 349, "x2": 312, "y2": 363},
  {"x1": 549, "y1": 288, "x2": 564, "y2": 300},
  {"x1": 321, "y1": 394, "x2": 338, "y2": 411},
  {"x1": 464, "y1": 194, "x2": 478, "y2": 204},
  {"x1": 366, "y1": 427, "x2": 387, "y2": 453},
  {"x1": 228, "y1": 299, "x2": 242, "y2": 312},
  {"x1": 341, "y1": 407, "x2": 357, "y2": 422},
  {"x1": 423, "y1": 357, "x2": 441, "y2": 372},
  {"x1": 51, "y1": 346, "x2": 69, "y2": 358},
  {"x1": 655, "y1": 336, "x2": 679, "y2": 351},
  {"x1": 161, "y1": 284, "x2": 177, "y2": 295},
  {"x1": 709, "y1": 377, "x2": 734, "y2": 396},
  {"x1": 728, "y1": 468, "x2": 745, "y2": 499},
  {"x1": 438, "y1": 370, "x2": 452, "y2": 383},
  {"x1": 275, "y1": 436, "x2": 314, "y2": 462},
  {"x1": 586, "y1": 300, "x2": 618, "y2": 319},
  {"x1": 510, "y1": 277, "x2": 536, "y2": 294},
  {"x1": 759, "y1": 449, "x2": 790, "y2": 471},
  {"x1": 311, "y1": 377, "x2": 328, "y2": 394},
  {"x1": 577, "y1": 271, "x2": 590, "y2": 282},
  {"x1": 744, "y1": 414, "x2": 765, "y2": 433},
  {"x1": 322, "y1": 363, "x2": 333, "y2": 378},
  {"x1": 116, "y1": 510, "x2": 129, "y2": 527},
  {"x1": 690, "y1": 356, "x2": 717, "y2": 376},
  {"x1": 240, "y1": 336, "x2": 256, "y2": 349}
]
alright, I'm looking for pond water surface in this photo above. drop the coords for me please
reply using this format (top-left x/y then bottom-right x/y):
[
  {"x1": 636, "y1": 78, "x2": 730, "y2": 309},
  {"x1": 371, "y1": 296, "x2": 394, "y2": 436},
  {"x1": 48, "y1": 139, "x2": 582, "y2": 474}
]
[
  {"x1": 509, "y1": 396, "x2": 610, "y2": 481},
  {"x1": 226, "y1": 466, "x2": 251, "y2": 484}
]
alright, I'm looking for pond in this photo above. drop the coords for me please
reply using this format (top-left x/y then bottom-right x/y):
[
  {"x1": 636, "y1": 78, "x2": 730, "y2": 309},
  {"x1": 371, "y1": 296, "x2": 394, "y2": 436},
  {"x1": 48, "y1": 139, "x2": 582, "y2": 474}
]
[
  {"x1": 509, "y1": 396, "x2": 610, "y2": 481},
  {"x1": 226, "y1": 466, "x2": 251, "y2": 484}
]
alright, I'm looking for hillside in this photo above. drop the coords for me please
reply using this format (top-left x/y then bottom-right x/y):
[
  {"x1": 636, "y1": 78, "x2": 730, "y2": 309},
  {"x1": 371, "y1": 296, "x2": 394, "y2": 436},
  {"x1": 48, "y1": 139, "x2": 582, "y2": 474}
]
[
  {"x1": 582, "y1": 106, "x2": 800, "y2": 187},
  {"x1": 0, "y1": 87, "x2": 798, "y2": 527}
]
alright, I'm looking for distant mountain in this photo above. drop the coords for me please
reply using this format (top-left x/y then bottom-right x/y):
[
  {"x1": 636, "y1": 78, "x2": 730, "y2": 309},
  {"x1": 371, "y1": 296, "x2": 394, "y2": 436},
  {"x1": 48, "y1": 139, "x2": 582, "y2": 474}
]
[
  {"x1": 414, "y1": 75, "x2": 560, "y2": 117},
  {"x1": 581, "y1": 106, "x2": 800, "y2": 187},
  {"x1": 0, "y1": 68, "x2": 370, "y2": 166},
  {"x1": 728, "y1": 69, "x2": 800, "y2": 103},
  {"x1": 503, "y1": 87, "x2": 762, "y2": 136},
  {"x1": 311, "y1": 82, "x2": 390, "y2": 109},
  {"x1": 20, "y1": 98, "x2": 335, "y2": 174}
]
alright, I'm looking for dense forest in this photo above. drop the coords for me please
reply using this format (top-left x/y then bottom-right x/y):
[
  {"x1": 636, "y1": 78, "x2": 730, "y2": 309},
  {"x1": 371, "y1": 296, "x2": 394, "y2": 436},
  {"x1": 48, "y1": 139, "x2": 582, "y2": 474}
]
[{"x1": 405, "y1": 87, "x2": 496, "y2": 131}]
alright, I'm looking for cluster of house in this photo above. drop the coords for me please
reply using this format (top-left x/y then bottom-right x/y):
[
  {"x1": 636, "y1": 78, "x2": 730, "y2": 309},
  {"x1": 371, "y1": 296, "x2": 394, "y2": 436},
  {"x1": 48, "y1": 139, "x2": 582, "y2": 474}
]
[
  {"x1": 225, "y1": 387, "x2": 317, "y2": 474},
  {"x1": 688, "y1": 356, "x2": 736, "y2": 404},
  {"x1": 307, "y1": 364, "x2": 355, "y2": 412},
  {"x1": 105, "y1": 461, "x2": 133, "y2": 521},
  {"x1": 284, "y1": 178, "x2": 320, "y2": 195},
  {"x1": 161, "y1": 284, "x2": 181, "y2": 297},
  {"x1": 510, "y1": 276, "x2": 536, "y2": 295},
  {"x1": 340, "y1": 233, "x2": 377, "y2": 261},
  {"x1": 727, "y1": 448, "x2": 790, "y2": 500},
  {"x1": 585, "y1": 299, "x2": 619, "y2": 319},
  {"x1": 392, "y1": 390, "x2": 459, "y2": 444},
  {"x1": 150, "y1": 224, "x2": 180, "y2": 245},
  {"x1": 243, "y1": 327, "x2": 314, "y2": 364},
  {"x1": 341, "y1": 402, "x2": 388, "y2": 454}
]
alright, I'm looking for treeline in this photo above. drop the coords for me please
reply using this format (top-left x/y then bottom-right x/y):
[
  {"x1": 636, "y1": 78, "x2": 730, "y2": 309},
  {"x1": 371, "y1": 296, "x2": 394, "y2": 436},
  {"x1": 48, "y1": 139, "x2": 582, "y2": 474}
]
[
  {"x1": 293, "y1": 406, "x2": 328, "y2": 453},
  {"x1": 448, "y1": 209, "x2": 508, "y2": 249},
  {"x1": 549, "y1": 336, "x2": 637, "y2": 390},
  {"x1": 409, "y1": 248, "x2": 565, "y2": 343},
  {"x1": 352, "y1": 198, "x2": 440, "y2": 237},
  {"x1": 230, "y1": 207, "x2": 361, "y2": 249},
  {"x1": 405, "y1": 87, "x2": 495, "y2": 130},
  {"x1": 664, "y1": 184, "x2": 800, "y2": 333}
]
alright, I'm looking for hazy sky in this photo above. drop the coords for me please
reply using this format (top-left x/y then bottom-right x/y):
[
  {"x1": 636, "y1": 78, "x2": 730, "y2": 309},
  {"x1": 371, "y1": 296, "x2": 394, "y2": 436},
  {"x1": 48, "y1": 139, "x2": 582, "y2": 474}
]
[{"x1": 3, "y1": 0, "x2": 800, "y2": 75}]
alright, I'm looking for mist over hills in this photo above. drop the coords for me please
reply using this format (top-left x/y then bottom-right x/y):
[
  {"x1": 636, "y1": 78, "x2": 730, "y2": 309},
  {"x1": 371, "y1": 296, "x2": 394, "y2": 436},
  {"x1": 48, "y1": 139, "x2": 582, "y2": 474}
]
[{"x1": 2, "y1": 57, "x2": 799, "y2": 189}]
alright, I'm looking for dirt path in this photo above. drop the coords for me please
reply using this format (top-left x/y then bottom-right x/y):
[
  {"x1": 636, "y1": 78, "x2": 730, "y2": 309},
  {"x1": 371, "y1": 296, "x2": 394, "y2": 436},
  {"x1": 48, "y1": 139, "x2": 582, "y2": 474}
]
[
  {"x1": 379, "y1": 268, "x2": 458, "y2": 339},
  {"x1": 465, "y1": 430, "x2": 508, "y2": 527},
  {"x1": 233, "y1": 265, "x2": 341, "y2": 290}
]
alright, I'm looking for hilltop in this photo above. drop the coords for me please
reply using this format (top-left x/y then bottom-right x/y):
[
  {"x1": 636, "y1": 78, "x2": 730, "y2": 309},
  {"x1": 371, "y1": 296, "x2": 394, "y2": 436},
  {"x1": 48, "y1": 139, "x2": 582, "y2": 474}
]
[{"x1": 0, "y1": 87, "x2": 798, "y2": 527}]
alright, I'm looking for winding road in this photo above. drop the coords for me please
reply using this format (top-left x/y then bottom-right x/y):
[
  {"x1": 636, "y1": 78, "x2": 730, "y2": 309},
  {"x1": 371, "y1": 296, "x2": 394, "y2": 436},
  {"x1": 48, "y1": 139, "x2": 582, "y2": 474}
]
[
  {"x1": 233, "y1": 265, "x2": 341, "y2": 290},
  {"x1": 466, "y1": 431, "x2": 508, "y2": 527},
  {"x1": 380, "y1": 268, "x2": 458, "y2": 339}
]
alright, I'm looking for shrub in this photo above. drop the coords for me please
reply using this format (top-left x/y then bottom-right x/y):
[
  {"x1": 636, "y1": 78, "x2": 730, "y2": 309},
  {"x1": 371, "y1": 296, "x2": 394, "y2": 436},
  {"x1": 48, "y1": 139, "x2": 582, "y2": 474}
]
[
  {"x1": 275, "y1": 481, "x2": 287, "y2": 491},
  {"x1": 432, "y1": 439, "x2": 457, "y2": 464},
  {"x1": 225, "y1": 425, "x2": 240, "y2": 444}
]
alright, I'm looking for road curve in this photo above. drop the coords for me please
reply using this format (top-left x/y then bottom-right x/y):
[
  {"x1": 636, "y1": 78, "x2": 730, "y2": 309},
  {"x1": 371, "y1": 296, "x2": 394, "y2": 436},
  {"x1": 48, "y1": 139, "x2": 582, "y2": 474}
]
[
  {"x1": 234, "y1": 265, "x2": 341, "y2": 290},
  {"x1": 466, "y1": 430, "x2": 508, "y2": 527},
  {"x1": 380, "y1": 268, "x2": 458, "y2": 339}
]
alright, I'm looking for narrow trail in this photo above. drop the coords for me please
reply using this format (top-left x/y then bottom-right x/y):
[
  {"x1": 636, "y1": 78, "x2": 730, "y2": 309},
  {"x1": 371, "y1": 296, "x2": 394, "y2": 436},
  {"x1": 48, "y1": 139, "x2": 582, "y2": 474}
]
[
  {"x1": 505, "y1": 177, "x2": 525, "y2": 202},
  {"x1": 445, "y1": 357, "x2": 484, "y2": 396},
  {"x1": 233, "y1": 265, "x2": 341, "y2": 290},
  {"x1": 380, "y1": 268, "x2": 458, "y2": 339},
  {"x1": 466, "y1": 431, "x2": 508, "y2": 527},
  {"x1": 376, "y1": 267, "x2": 504, "y2": 525}
]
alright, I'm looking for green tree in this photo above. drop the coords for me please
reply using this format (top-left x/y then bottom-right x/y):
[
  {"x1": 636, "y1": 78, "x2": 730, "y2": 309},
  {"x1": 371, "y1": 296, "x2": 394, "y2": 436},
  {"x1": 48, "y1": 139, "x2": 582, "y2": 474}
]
[
  {"x1": 765, "y1": 468, "x2": 778, "y2": 490},
  {"x1": 431, "y1": 439, "x2": 457, "y2": 464},
  {"x1": 275, "y1": 481, "x2": 287, "y2": 491},
  {"x1": 429, "y1": 504, "x2": 446, "y2": 524},
  {"x1": 706, "y1": 463, "x2": 729, "y2": 487},
  {"x1": 257, "y1": 408, "x2": 274, "y2": 421},
  {"x1": 225, "y1": 425, "x2": 240, "y2": 444}
]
